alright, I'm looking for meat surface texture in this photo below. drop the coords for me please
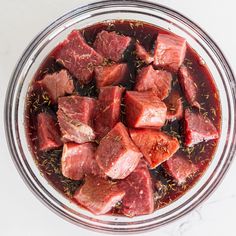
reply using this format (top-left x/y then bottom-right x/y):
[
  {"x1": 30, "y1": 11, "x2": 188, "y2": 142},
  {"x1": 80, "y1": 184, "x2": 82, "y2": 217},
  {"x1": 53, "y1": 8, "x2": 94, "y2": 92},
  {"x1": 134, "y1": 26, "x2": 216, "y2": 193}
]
[
  {"x1": 134, "y1": 65, "x2": 172, "y2": 100},
  {"x1": 184, "y1": 109, "x2": 219, "y2": 147},
  {"x1": 57, "y1": 96, "x2": 96, "y2": 143},
  {"x1": 154, "y1": 33, "x2": 186, "y2": 71},
  {"x1": 94, "y1": 30, "x2": 131, "y2": 62},
  {"x1": 95, "y1": 122, "x2": 142, "y2": 179},
  {"x1": 129, "y1": 129, "x2": 180, "y2": 168},
  {"x1": 61, "y1": 142, "x2": 103, "y2": 180},
  {"x1": 165, "y1": 91, "x2": 183, "y2": 121},
  {"x1": 135, "y1": 42, "x2": 154, "y2": 64},
  {"x1": 94, "y1": 63, "x2": 128, "y2": 88},
  {"x1": 94, "y1": 86, "x2": 124, "y2": 139},
  {"x1": 125, "y1": 91, "x2": 167, "y2": 129},
  {"x1": 178, "y1": 65, "x2": 200, "y2": 108},
  {"x1": 37, "y1": 112, "x2": 62, "y2": 151},
  {"x1": 55, "y1": 30, "x2": 103, "y2": 84},
  {"x1": 74, "y1": 175, "x2": 125, "y2": 215},
  {"x1": 38, "y1": 70, "x2": 74, "y2": 103},
  {"x1": 162, "y1": 154, "x2": 198, "y2": 184},
  {"x1": 118, "y1": 160, "x2": 154, "y2": 217}
]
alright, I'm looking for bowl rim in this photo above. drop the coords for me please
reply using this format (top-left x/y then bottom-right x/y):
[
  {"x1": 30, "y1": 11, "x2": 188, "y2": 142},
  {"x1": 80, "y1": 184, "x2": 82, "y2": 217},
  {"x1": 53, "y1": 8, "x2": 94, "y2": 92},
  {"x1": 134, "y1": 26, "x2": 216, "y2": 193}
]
[{"x1": 4, "y1": 0, "x2": 236, "y2": 233}]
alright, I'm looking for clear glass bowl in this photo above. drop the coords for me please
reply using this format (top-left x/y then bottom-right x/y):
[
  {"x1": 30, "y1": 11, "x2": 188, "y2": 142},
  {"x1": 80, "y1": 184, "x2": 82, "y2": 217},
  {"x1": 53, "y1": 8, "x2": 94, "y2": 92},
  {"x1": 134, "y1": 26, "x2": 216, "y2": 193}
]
[{"x1": 5, "y1": 0, "x2": 236, "y2": 233}]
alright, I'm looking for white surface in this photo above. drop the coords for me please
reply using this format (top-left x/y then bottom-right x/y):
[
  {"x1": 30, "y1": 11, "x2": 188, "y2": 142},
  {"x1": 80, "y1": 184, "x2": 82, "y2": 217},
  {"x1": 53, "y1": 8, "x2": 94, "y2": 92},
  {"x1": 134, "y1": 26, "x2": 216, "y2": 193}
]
[{"x1": 0, "y1": 0, "x2": 236, "y2": 235}]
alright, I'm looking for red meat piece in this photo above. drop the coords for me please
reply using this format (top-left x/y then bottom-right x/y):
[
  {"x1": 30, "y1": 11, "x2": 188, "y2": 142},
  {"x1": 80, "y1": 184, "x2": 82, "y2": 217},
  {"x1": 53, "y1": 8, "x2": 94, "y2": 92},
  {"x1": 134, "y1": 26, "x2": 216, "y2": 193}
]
[
  {"x1": 95, "y1": 122, "x2": 142, "y2": 179},
  {"x1": 154, "y1": 33, "x2": 186, "y2": 71},
  {"x1": 129, "y1": 129, "x2": 180, "y2": 168},
  {"x1": 135, "y1": 42, "x2": 154, "y2": 64},
  {"x1": 61, "y1": 142, "x2": 104, "y2": 180},
  {"x1": 162, "y1": 154, "x2": 198, "y2": 184},
  {"x1": 134, "y1": 65, "x2": 172, "y2": 100},
  {"x1": 165, "y1": 91, "x2": 183, "y2": 121},
  {"x1": 55, "y1": 30, "x2": 103, "y2": 84},
  {"x1": 57, "y1": 96, "x2": 96, "y2": 143},
  {"x1": 74, "y1": 175, "x2": 125, "y2": 215},
  {"x1": 94, "y1": 30, "x2": 131, "y2": 62},
  {"x1": 125, "y1": 91, "x2": 167, "y2": 129},
  {"x1": 37, "y1": 112, "x2": 62, "y2": 151},
  {"x1": 118, "y1": 160, "x2": 154, "y2": 217},
  {"x1": 38, "y1": 70, "x2": 74, "y2": 103},
  {"x1": 94, "y1": 63, "x2": 128, "y2": 88},
  {"x1": 184, "y1": 109, "x2": 219, "y2": 147},
  {"x1": 94, "y1": 86, "x2": 124, "y2": 139},
  {"x1": 178, "y1": 65, "x2": 200, "y2": 108}
]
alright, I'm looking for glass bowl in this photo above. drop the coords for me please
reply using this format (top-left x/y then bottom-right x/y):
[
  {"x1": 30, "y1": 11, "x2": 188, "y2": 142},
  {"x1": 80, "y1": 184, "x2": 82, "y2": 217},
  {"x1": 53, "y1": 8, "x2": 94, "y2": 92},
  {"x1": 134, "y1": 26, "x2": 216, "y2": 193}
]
[{"x1": 4, "y1": 0, "x2": 236, "y2": 233}]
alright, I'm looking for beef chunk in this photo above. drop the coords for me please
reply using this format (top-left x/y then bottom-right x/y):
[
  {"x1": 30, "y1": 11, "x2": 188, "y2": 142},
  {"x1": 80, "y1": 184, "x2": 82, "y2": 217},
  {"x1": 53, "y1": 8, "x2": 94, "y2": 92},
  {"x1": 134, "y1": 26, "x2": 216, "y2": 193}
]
[
  {"x1": 125, "y1": 91, "x2": 167, "y2": 129},
  {"x1": 162, "y1": 154, "x2": 198, "y2": 184},
  {"x1": 134, "y1": 65, "x2": 172, "y2": 100},
  {"x1": 55, "y1": 30, "x2": 103, "y2": 84},
  {"x1": 37, "y1": 112, "x2": 62, "y2": 151},
  {"x1": 178, "y1": 65, "x2": 200, "y2": 108},
  {"x1": 153, "y1": 33, "x2": 186, "y2": 71},
  {"x1": 94, "y1": 63, "x2": 128, "y2": 88},
  {"x1": 94, "y1": 30, "x2": 131, "y2": 62},
  {"x1": 135, "y1": 42, "x2": 154, "y2": 64},
  {"x1": 118, "y1": 160, "x2": 154, "y2": 217},
  {"x1": 57, "y1": 96, "x2": 96, "y2": 143},
  {"x1": 129, "y1": 129, "x2": 180, "y2": 168},
  {"x1": 74, "y1": 175, "x2": 125, "y2": 215},
  {"x1": 184, "y1": 109, "x2": 219, "y2": 147},
  {"x1": 165, "y1": 91, "x2": 183, "y2": 121},
  {"x1": 95, "y1": 122, "x2": 142, "y2": 179},
  {"x1": 38, "y1": 70, "x2": 74, "y2": 103},
  {"x1": 94, "y1": 86, "x2": 124, "y2": 139},
  {"x1": 61, "y1": 142, "x2": 103, "y2": 180}
]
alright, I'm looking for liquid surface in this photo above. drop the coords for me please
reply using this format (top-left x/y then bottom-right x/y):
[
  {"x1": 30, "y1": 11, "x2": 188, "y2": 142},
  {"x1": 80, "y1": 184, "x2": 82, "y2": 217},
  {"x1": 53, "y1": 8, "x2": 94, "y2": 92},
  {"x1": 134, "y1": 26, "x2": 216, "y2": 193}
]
[{"x1": 25, "y1": 20, "x2": 221, "y2": 214}]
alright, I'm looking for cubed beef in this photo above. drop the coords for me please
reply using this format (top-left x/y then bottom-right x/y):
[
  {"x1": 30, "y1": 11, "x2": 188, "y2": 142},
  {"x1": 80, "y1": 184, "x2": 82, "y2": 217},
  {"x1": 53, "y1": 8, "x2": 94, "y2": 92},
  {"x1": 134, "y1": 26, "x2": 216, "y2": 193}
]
[
  {"x1": 153, "y1": 33, "x2": 186, "y2": 71},
  {"x1": 125, "y1": 91, "x2": 167, "y2": 129},
  {"x1": 38, "y1": 70, "x2": 74, "y2": 103},
  {"x1": 129, "y1": 129, "x2": 180, "y2": 168},
  {"x1": 94, "y1": 30, "x2": 131, "y2": 62},
  {"x1": 74, "y1": 175, "x2": 125, "y2": 215},
  {"x1": 134, "y1": 65, "x2": 172, "y2": 100},
  {"x1": 94, "y1": 63, "x2": 128, "y2": 88},
  {"x1": 95, "y1": 122, "x2": 142, "y2": 179},
  {"x1": 61, "y1": 142, "x2": 104, "y2": 180},
  {"x1": 165, "y1": 91, "x2": 183, "y2": 121},
  {"x1": 55, "y1": 30, "x2": 103, "y2": 84},
  {"x1": 57, "y1": 96, "x2": 96, "y2": 143},
  {"x1": 184, "y1": 109, "x2": 219, "y2": 147},
  {"x1": 118, "y1": 160, "x2": 154, "y2": 217},
  {"x1": 94, "y1": 86, "x2": 124, "y2": 139},
  {"x1": 135, "y1": 42, "x2": 154, "y2": 64},
  {"x1": 37, "y1": 112, "x2": 62, "y2": 151},
  {"x1": 162, "y1": 154, "x2": 198, "y2": 184},
  {"x1": 178, "y1": 65, "x2": 200, "y2": 108}
]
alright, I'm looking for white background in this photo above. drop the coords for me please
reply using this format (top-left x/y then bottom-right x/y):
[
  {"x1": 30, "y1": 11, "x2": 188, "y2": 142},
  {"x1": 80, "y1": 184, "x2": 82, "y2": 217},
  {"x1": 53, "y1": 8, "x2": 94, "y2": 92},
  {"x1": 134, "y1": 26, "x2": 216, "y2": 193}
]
[{"x1": 0, "y1": 0, "x2": 236, "y2": 235}]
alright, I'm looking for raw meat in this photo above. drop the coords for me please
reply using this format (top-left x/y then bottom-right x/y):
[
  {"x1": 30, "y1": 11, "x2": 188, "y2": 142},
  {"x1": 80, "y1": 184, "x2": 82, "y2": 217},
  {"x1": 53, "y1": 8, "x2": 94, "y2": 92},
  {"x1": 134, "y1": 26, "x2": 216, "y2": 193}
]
[
  {"x1": 118, "y1": 160, "x2": 154, "y2": 217},
  {"x1": 37, "y1": 112, "x2": 62, "y2": 151},
  {"x1": 184, "y1": 109, "x2": 219, "y2": 147},
  {"x1": 57, "y1": 96, "x2": 96, "y2": 143},
  {"x1": 154, "y1": 33, "x2": 186, "y2": 71},
  {"x1": 94, "y1": 30, "x2": 131, "y2": 62},
  {"x1": 74, "y1": 175, "x2": 125, "y2": 215},
  {"x1": 55, "y1": 30, "x2": 103, "y2": 84},
  {"x1": 94, "y1": 63, "x2": 128, "y2": 88},
  {"x1": 125, "y1": 91, "x2": 167, "y2": 129},
  {"x1": 129, "y1": 129, "x2": 180, "y2": 168},
  {"x1": 134, "y1": 65, "x2": 172, "y2": 100},
  {"x1": 95, "y1": 122, "x2": 142, "y2": 179}
]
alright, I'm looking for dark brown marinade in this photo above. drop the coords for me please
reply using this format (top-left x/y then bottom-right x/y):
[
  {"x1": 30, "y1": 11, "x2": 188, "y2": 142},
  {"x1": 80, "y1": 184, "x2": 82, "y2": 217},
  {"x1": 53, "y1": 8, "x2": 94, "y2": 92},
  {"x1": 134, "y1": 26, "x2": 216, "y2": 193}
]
[{"x1": 25, "y1": 20, "x2": 221, "y2": 212}]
